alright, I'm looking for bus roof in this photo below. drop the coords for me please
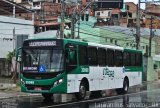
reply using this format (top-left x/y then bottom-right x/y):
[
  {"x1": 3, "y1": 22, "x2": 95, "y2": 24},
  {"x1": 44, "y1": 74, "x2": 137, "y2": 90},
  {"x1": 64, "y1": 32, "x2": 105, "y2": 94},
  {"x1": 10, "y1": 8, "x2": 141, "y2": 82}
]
[
  {"x1": 124, "y1": 48, "x2": 142, "y2": 53},
  {"x1": 88, "y1": 42, "x2": 124, "y2": 50},
  {"x1": 24, "y1": 38, "x2": 142, "y2": 53}
]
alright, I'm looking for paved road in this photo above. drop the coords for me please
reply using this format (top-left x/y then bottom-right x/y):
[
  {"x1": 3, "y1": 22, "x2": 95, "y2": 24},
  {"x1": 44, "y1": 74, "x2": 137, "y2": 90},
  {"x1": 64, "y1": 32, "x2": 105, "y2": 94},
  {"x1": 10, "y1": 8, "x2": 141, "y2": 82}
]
[{"x1": 0, "y1": 81, "x2": 160, "y2": 108}]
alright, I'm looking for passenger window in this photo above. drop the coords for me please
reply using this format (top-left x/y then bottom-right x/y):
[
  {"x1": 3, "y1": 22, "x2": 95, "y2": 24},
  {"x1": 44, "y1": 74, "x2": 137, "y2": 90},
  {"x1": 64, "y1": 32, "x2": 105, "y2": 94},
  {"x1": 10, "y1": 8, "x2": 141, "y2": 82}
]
[
  {"x1": 106, "y1": 49, "x2": 114, "y2": 66},
  {"x1": 88, "y1": 47, "x2": 97, "y2": 66},
  {"x1": 98, "y1": 48, "x2": 106, "y2": 66}
]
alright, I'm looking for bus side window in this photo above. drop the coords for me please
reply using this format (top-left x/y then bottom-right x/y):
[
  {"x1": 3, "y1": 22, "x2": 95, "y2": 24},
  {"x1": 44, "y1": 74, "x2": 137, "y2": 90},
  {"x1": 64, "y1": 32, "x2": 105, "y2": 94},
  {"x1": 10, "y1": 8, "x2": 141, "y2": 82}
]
[
  {"x1": 65, "y1": 44, "x2": 77, "y2": 67},
  {"x1": 131, "y1": 53, "x2": 136, "y2": 66},
  {"x1": 68, "y1": 49, "x2": 77, "y2": 66},
  {"x1": 135, "y1": 53, "x2": 142, "y2": 66},
  {"x1": 123, "y1": 52, "x2": 131, "y2": 66},
  {"x1": 78, "y1": 45, "x2": 88, "y2": 65},
  {"x1": 88, "y1": 47, "x2": 97, "y2": 66},
  {"x1": 106, "y1": 49, "x2": 114, "y2": 67},
  {"x1": 115, "y1": 50, "x2": 123, "y2": 67},
  {"x1": 98, "y1": 48, "x2": 106, "y2": 66}
]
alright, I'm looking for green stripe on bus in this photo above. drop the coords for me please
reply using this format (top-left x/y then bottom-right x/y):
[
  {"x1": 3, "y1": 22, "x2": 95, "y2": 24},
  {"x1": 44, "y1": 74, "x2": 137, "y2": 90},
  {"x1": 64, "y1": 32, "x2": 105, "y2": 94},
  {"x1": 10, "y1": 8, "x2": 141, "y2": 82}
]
[
  {"x1": 124, "y1": 48, "x2": 142, "y2": 53},
  {"x1": 125, "y1": 66, "x2": 143, "y2": 72}
]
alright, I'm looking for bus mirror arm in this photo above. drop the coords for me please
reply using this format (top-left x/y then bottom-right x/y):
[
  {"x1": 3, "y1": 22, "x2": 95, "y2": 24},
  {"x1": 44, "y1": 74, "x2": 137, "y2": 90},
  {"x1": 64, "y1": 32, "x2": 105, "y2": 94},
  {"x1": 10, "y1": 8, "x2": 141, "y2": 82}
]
[
  {"x1": 17, "y1": 55, "x2": 21, "y2": 62},
  {"x1": 16, "y1": 47, "x2": 22, "y2": 62}
]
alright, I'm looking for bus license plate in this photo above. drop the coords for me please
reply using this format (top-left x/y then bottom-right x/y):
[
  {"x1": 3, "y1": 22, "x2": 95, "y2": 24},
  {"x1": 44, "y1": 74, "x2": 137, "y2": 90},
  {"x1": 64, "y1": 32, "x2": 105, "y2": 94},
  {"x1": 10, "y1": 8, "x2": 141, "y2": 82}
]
[{"x1": 34, "y1": 87, "x2": 42, "y2": 91}]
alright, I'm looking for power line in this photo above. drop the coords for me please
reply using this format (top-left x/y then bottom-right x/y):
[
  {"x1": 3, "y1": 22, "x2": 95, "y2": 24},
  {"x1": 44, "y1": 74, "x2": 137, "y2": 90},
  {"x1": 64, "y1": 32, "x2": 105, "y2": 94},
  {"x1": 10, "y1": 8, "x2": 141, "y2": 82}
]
[
  {"x1": 77, "y1": 29, "x2": 157, "y2": 46},
  {"x1": 79, "y1": 22, "x2": 136, "y2": 36},
  {"x1": 77, "y1": 31, "x2": 134, "y2": 42},
  {"x1": 78, "y1": 27, "x2": 134, "y2": 41}
]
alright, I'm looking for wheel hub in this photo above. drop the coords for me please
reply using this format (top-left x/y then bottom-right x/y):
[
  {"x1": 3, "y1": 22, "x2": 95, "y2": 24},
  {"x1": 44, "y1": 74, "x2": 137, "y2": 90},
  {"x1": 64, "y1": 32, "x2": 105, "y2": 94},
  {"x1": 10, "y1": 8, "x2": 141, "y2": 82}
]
[{"x1": 80, "y1": 85, "x2": 86, "y2": 97}]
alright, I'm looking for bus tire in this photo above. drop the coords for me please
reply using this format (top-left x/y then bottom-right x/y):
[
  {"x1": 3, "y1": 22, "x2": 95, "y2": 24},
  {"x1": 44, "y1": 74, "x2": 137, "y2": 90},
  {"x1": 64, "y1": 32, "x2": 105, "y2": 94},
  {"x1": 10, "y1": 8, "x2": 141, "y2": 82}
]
[
  {"x1": 122, "y1": 78, "x2": 129, "y2": 94},
  {"x1": 116, "y1": 78, "x2": 129, "y2": 95},
  {"x1": 42, "y1": 93, "x2": 53, "y2": 100},
  {"x1": 75, "y1": 80, "x2": 88, "y2": 100}
]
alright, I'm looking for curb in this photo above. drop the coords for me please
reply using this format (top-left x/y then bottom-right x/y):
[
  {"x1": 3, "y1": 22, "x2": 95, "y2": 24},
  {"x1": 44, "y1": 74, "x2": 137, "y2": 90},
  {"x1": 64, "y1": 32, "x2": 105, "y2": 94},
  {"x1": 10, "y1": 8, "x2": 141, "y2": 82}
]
[
  {"x1": 0, "y1": 83, "x2": 16, "y2": 90},
  {"x1": 0, "y1": 93, "x2": 41, "y2": 100}
]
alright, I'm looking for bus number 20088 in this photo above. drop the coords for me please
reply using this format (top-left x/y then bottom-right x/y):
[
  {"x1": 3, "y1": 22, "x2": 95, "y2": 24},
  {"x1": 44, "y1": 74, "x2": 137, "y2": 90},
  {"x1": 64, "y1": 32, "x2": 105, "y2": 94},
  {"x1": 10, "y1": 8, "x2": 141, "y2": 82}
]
[{"x1": 81, "y1": 68, "x2": 89, "y2": 73}]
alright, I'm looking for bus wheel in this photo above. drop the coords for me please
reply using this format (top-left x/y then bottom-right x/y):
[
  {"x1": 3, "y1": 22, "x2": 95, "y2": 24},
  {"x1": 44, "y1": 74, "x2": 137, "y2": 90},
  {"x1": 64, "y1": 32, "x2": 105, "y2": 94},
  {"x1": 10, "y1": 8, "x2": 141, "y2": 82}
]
[
  {"x1": 116, "y1": 78, "x2": 129, "y2": 95},
  {"x1": 122, "y1": 78, "x2": 129, "y2": 94},
  {"x1": 75, "y1": 81, "x2": 87, "y2": 100},
  {"x1": 42, "y1": 93, "x2": 53, "y2": 100}
]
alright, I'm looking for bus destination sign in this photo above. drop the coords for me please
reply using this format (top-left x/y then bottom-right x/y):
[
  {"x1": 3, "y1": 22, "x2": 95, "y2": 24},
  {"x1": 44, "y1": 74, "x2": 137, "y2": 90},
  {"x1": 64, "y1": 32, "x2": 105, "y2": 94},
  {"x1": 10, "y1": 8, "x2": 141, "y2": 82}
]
[{"x1": 29, "y1": 41, "x2": 56, "y2": 47}]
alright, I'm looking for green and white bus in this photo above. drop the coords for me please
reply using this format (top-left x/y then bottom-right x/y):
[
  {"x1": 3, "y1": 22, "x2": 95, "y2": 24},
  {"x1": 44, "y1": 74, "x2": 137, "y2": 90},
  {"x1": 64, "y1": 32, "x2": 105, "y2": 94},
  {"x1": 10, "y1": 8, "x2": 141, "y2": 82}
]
[{"x1": 18, "y1": 38, "x2": 143, "y2": 100}]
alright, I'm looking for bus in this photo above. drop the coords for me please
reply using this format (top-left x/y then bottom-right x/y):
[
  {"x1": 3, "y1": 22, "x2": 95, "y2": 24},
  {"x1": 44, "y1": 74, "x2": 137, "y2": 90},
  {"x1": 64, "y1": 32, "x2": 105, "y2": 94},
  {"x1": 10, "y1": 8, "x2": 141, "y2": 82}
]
[{"x1": 17, "y1": 38, "x2": 143, "y2": 100}]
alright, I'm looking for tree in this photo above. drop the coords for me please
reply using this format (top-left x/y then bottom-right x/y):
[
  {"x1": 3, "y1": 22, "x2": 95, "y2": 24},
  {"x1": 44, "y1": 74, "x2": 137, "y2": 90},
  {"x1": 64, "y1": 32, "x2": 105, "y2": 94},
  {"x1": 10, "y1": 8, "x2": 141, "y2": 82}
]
[
  {"x1": 5, "y1": 50, "x2": 15, "y2": 77},
  {"x1": 6, "y1": 51, "x2": 14, "y2": 64}
]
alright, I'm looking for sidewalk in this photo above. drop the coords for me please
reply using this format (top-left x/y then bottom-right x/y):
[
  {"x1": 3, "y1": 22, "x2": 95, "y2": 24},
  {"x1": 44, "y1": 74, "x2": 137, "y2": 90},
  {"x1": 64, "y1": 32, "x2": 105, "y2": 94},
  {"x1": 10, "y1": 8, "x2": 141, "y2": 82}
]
[
  {"x1": 0, "y1": 77, "x2": 40, "y2": 99},
  {"x1": 0, "y1": 77, "x2": 16, "y2": 90}
]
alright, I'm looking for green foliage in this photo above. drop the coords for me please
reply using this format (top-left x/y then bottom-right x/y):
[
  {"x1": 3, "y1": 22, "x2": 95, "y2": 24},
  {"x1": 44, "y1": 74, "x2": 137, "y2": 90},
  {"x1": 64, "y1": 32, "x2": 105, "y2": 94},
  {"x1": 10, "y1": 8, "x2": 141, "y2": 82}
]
[{"x1": 6, "y1": 50, "x2": 15, "y2": 64}]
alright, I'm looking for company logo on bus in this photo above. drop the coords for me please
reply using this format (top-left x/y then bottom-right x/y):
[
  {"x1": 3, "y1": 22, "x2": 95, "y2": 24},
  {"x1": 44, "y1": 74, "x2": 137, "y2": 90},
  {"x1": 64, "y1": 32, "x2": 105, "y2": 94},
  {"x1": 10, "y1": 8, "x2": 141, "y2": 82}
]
[
  {"x1": 103, "y1": 68, "x2": 114, "y2": 77},
  {"x1": 29, "y1": 41, "x2": 56, "y2": 47}
]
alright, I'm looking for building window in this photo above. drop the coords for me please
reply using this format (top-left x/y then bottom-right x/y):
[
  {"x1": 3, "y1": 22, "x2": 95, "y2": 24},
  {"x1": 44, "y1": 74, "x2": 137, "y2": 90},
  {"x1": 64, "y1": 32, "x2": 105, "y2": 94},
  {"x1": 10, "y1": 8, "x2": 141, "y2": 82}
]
[
  {"x1": 105, "y1": 38, "x2": 107, "y2": 42},
  {"x1": 126, "y1": 43, "x2": 129, "y2": 46},
  {"x1": 108, "y1": 11, "x2": 111, "y2": 17},
  {"x1": 115, "y1": 40, "x2": 118, "y2": 45},
  {"x1": 110, "y1": 38, "x2": 113, "y2": 43},
  {"x1": 97, "y1": 12, "x2": 100, "y2": 16}
]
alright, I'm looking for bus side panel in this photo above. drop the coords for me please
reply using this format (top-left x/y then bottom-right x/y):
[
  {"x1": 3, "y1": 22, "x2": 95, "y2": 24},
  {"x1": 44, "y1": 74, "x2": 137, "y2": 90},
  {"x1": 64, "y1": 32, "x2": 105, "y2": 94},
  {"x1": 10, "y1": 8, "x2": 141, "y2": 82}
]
[
  {"x1": 113, "y1": 67, "x2": 124, "y2": 89},
  {"x1": 89, "y1": 67, "x2": 101, "y2": 91},
  {"x1": 124, "y1": 71, "x2": 142, "y2": 86},
  {"x1": 67, "y1": 74, "x2": 89, "y2": 93}
]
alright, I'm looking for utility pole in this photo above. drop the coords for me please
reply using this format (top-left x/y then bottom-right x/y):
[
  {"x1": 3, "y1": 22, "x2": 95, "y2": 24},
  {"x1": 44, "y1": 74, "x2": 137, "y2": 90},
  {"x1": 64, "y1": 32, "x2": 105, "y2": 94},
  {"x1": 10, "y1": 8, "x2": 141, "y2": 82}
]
[
  {"x1": 76, "y1": 2, "x2": 93, "y2": 39},
  {"x1": 136, "y1": 0, "x2": 140, "y2": 50},
  {"x1": 149, "y1": 16, "x2": 154, "y2": 57},
  {"x1": 13, "y1": 27, "x2": 17, "y2": 84},
  {"x1": 60, "y1": 0, "x2": 65, "y2": 39},
  {"x1": 77, "y1": 2, "x2": 82, "y2": 39},
  {"x1": 77, "y1": 15, "x2": 80, "y2": 39},
  {"x1": 71, "y1": 10, "x2": 76, "y2": 39}
]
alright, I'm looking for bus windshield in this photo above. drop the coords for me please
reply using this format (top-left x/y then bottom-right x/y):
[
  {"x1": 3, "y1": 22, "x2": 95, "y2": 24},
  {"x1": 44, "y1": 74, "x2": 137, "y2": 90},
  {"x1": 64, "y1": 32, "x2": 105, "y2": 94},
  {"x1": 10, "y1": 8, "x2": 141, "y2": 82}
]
[{"x1": 22, "y1": 48, "x2": 64, "y2": 72}]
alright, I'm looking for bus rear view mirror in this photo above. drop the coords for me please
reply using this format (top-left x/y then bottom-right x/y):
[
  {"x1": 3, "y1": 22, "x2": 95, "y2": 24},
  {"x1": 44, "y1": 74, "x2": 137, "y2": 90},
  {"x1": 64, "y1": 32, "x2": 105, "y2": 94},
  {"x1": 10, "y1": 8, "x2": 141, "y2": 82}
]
[
  {"x1": 17, "y1": 55, "x2": 21, "y2": 62},
  {"x1": 16, "y1": 48, "x2": 22, "y2": 63}
]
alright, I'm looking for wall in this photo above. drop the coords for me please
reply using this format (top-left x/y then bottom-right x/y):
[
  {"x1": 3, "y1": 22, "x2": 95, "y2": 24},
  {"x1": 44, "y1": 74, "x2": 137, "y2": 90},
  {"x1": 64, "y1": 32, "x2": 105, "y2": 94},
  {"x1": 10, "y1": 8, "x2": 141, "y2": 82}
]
[
  {"x1": 0, "y1": 16, "x2": 34, "y2": 58},
  {"x1": 95, "y1": 10, "x2": 111, "y2": 18},
  {"x1": 146, "y1": 4, "x2": 160, "y2": 14}
]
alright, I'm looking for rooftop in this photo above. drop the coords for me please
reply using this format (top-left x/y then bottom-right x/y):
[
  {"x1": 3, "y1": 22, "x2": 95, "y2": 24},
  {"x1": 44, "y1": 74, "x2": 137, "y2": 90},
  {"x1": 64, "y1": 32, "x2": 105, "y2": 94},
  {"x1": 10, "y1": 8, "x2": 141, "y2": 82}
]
[{"x1": 0, "y1": 0, "x2": 33, "y2": 15}]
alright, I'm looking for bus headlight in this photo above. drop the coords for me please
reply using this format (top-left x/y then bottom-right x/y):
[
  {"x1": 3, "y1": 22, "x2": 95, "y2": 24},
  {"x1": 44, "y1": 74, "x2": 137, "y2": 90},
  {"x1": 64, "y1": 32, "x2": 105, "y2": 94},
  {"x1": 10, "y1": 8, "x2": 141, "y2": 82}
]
[
  {"x1": 21, "y1": 78, "x2": 25, "y2": 85},
  {"x1": 59, "y1": 79, "x2": 63, "y2": 83},
  {"x1": 54, "y1": 78, "x2": 63, "y2": 86}
]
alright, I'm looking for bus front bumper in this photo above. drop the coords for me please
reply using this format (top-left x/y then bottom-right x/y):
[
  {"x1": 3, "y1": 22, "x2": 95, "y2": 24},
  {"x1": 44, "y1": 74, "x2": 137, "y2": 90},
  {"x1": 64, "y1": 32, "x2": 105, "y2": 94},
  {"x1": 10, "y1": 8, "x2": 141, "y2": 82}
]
[{"x1": 20, "y1": 75, "x2": 67, "y2": 94}]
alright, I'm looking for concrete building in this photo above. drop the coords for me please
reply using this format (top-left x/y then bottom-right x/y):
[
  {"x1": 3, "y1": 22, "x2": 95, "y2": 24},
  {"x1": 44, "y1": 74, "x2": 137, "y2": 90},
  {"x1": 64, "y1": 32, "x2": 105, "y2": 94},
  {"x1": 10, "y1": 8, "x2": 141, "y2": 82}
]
[
  {"x1": 143, "y1": 3, "x2": 160, "y2": 29},
  {"x1": 0, "y1": 0, "x2": 34, "y2": 76}
]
